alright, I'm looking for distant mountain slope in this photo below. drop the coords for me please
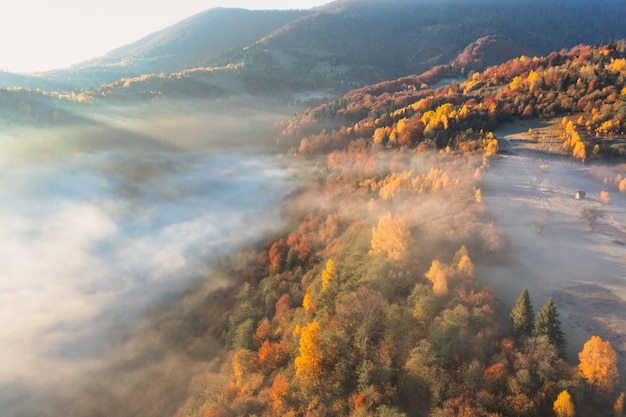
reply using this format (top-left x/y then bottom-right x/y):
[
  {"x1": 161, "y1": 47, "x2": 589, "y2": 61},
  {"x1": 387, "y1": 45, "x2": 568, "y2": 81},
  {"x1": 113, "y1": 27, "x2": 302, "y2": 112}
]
[
  {"x1": 76, "y1": 8, "x2": 308, "y2": 74},
  {"x1": 220, "y1": 0, "x2": 626, "y2": 96},
  {"x1": 4, "y1": 0, "x2": 626, "y2": 100},
  {"x1": 1, "y1": 8, "x2": 308, "y2": 90}
]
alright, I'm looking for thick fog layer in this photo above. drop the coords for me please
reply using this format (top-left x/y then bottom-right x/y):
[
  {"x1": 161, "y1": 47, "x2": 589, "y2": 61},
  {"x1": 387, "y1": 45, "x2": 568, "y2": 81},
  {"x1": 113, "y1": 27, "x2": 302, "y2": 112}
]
[{"x1": 0, "y1": 102, "x2": 298, "y2": 414}]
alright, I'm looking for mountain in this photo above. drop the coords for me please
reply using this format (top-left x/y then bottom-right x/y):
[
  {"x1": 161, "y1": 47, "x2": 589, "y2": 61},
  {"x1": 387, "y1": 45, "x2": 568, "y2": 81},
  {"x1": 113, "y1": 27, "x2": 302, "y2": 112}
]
[
  {"x1": 0, "y1": 8, "x2": 308, "y2": 90},
  {"x1": 75, "y1": 42, "x2": 626, "y2": 417},
  {"x1": 3, "y1": 0, "x2": 626, "y2": 105},
  {"x1": 75, "y1": 8, "x2": 308, "y2": 75},
  {"x1": 86, "y1": 0, "x2": 626, "y2": 101},
  {"x1": 218, "y1": 0, "x2": 626, "y2": 96}
]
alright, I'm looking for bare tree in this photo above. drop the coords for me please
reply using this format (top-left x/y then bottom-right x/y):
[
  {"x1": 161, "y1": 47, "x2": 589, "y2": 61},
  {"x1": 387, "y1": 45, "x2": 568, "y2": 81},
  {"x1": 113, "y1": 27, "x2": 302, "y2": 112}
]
[
  {"x1": 581, "y1": 207, "x2": 603, "y2": 231},
  {"x1": 535, "y1": 210, "x2": 552, "y2": 234}
]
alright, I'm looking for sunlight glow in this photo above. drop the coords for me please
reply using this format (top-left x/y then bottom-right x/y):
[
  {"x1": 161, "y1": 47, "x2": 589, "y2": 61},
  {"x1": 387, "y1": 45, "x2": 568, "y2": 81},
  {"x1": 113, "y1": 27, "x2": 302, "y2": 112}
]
[{"x1": 0, "y1": 1, "x2": 330, "y2": 73}]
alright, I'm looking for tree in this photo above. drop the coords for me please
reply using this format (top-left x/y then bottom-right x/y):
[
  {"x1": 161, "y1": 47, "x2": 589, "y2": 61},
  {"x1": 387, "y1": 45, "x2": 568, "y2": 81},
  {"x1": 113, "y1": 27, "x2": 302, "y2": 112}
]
[
  {"x1": 454, "y1": 246, "x2": 474, "y2": 277},
  {"x1": 510, "y1": 289, "x2": 534, "y2": 338},
  {"x1": 581, "y1": 208, "x2": 603, "y2": 232},
  {"x1": 424, "y1": 260, "x2": 449, "y2": 296},
  {"x1": 533, "y1": 298, "x2": 566, "y2": 358},
  {"x1": 553, "y1": 390, "x2": 575, "y2": 417},
  {"x1": 370, "y1": 213, "x2": 411, "y2": 261},
  {"x1": 614, "y1": 392, "x2": 624, "y2": 417},
  {"x1": 578, "y1": 335, "x2": 619, "y2": 396},
  {"x1": 270, "y1": 372, "x2": 291, "y2": 411},
  {"x1": 295, "y1": 321, "x2": 324, "y2": 381},
  {"x1": 303, "y1": 291, "x2": 317, "y2": 313},
  {"x1": 321, "y1": 259, "x2": 336, "y2": 292},
  {"x1": 335, "y1": 287, "x2": 390, "y2": 353},
  {"x1": 258, "y1": 340, "x2": 291, "y2": 373},
  {"x1": 269, "y1": 239, "x2": 289, "y2": 274}
]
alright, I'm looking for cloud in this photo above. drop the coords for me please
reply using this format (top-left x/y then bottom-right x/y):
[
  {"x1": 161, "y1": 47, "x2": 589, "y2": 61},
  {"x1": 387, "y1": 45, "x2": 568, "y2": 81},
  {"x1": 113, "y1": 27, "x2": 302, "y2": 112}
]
[{"x1": 0, "y1": 103, "x2": 298, "y2": 415}]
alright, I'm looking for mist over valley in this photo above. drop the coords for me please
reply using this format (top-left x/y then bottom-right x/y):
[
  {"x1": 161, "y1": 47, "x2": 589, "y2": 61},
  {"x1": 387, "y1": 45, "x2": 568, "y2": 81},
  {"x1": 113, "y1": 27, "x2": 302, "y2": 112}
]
[
  {"x1": 0, "y1": 97, "x2": 301, "y2": 415},
  {"x1": 3, "y1": 1, "x2": 626, "y2": 416}
]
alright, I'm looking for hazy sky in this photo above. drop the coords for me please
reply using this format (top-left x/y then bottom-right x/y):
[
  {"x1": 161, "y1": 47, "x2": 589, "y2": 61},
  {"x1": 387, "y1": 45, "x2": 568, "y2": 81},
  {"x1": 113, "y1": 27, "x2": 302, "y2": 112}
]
[{"x1": 0, "y1": 1, "x2": 331, "y2": 73}]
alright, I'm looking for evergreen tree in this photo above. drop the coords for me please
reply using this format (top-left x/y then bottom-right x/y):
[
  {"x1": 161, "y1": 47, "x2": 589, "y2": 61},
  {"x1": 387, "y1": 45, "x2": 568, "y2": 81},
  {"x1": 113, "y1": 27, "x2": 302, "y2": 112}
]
[
  {"x1": 510, "y1": 288, "x2": 534, "y2": 338},
  {"x1": 533, "y1": 297, "x2": 566, "y2": 358}
]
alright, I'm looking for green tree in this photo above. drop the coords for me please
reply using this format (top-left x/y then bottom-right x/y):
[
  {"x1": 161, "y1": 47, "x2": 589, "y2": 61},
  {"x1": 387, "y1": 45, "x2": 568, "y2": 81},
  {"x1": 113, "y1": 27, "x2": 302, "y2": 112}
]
[
  {"x1": 510, "y1": 288, "x2": 534, "y2": 338},
  {"x1": 533, "y1": 297, "x2": 566, "y2": 358}
]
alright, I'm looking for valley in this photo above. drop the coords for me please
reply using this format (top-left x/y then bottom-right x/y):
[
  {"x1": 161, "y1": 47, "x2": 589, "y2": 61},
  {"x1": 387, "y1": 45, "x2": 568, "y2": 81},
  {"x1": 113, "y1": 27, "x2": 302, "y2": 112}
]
[
  {"x1": 481, "y1": 120, "x2": 626, "y2": 387},
  {"x1": 2, "y1": 1, "x2": 626, "y2": 416}
]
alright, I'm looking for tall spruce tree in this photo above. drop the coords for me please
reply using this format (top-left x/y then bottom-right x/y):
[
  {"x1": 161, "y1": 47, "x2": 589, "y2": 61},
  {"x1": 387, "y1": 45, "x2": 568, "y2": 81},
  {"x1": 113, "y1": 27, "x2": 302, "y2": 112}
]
[
  {"x1": 534, "y1": 297, "x2": 566, "y2": 358},
  {"x1": 510, "y1": 288, "x2": 534, "y2": 338}
]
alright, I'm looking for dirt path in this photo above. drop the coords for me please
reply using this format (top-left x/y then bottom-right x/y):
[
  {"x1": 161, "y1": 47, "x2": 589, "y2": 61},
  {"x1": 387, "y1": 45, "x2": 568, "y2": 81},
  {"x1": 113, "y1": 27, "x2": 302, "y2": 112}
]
[{"x1": 477, "y1": 119, "x2": 626, "y2": 386}]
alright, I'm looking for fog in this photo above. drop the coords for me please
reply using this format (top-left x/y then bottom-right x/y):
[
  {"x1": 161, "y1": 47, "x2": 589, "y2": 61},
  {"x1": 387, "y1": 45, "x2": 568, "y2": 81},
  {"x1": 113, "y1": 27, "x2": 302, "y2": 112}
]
[
  {"x1": 478, "y1": 120, "x2": 626, "y2": 386},
  {"x1": 0, "y1": 99, "x2": 300, "y2": 416}
]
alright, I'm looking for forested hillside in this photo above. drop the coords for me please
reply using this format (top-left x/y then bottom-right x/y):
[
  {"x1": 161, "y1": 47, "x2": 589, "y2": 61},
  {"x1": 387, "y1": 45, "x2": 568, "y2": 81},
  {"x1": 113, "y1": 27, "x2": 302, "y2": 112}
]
[
  {"x1": 212, "y1": 0, "x2": 626, "y2": 96},
  {"x1": 104, "y1": 43, "x2": 626, "y2": 417},
  {"x1": 279, "y1": 42, "x2": 626, "y2": 161},
  {"x1": 3, "y1": 0, "x2": 626, "y2": 100}
]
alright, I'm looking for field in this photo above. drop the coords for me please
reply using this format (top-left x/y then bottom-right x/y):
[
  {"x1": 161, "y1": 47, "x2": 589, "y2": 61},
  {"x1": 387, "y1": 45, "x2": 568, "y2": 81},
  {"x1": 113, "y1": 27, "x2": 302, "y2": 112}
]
[{"x1": 479, "y1": 119, "x2": 626, "y2": 387}]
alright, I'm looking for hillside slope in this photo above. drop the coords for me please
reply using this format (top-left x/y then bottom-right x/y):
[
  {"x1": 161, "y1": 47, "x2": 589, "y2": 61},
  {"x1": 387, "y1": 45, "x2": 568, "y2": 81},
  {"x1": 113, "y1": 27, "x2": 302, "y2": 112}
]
[
  {"x1": 77, "y1": 8, "x2": 308, "y2": 74},
  {"x1": 4, "y1": 0, "x2": 626, "y2": 98},
  {"x1": 0, "y1": 8, "x2": 308, "y2": 90},
  {"x1": 214, "y1": 0, "x2": 626, "y2": 96}
]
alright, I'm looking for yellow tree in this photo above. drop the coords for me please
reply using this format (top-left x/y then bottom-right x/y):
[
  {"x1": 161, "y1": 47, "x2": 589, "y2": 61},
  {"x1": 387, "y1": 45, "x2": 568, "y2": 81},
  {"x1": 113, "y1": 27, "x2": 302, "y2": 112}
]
[
  {"x1": 425, "y1": 260, "x2": 449, "y2": 296},
  {"x1": 483, "y1": 132, "x2": 499, "y2": 157},
  {"x1": 370, "y1": 212, "x2": 411, "y2": 261},
  {"x1": 553, "y1": 390, "x2": 575, "y2": 417},
  {"x1": 321, "y1": 259, "x2": 336, "y2": 292},
  {"x1": 302, "y1": 291, "x2": 317, "y2": 314},
  {"x1": 614, "y1": 392, "x2": 625, "y2": 417},
  {"x1": 294, "y1": 321, "x2": 323, "y2": 381},
  {"x1": 454, "y1": 245, "x2": 475, "y2": 277},
  {"x1": 579, "y1": 335, "x2": 620, "y2": 395}
]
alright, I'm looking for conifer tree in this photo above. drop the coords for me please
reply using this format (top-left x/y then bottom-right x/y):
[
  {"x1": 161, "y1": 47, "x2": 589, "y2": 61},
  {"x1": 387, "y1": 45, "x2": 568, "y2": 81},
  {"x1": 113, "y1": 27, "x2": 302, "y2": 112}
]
[
  {"x1": 510, "y1": 288, "x2": 534, "y2": 338},
  {"x1": 533, "y1": 297, "x2": 566, "y2": 358}
]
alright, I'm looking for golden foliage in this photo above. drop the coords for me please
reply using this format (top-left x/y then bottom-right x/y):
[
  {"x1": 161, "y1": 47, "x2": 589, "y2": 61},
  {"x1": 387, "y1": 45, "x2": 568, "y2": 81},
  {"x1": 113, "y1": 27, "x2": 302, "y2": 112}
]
[
  {"x1": 370, "y1": 212, "x2": 411, "y2": 260},
  {"x1": 455, "y1": 246, "x2": 475, "y2": 277},
  {"x1": 553, "y1": 390, "x2": 575, "y2": 417},
  {"x1": 294, "y1": 321, "x2": 323, "y2": 381},
  {"x1": 578, "y1": 335, "x2": 620, "y2": 395},
  {"x1": 425, "y1": 259, "x2": 449, "y2": 296},
  {"x1": 321, "y1": 259, "x2": 336, "y2": 292},
  {"x1": 483, "y1": 137, "x2": 499, "y2": 157},
  {"x1": 609, "y1": 58, "x2": 626, "y2": 73},
  {"x1": 601, "y1": 190, "x2": 611, "y2": 204},
  {"x1": 474, "y1": 187, "x2": 482, "y2": 203},
  {"x1": 614, "y1": 392, "x2": 625, "y2": 417},
  {"x1": 562, "y1": 123, "x2": 587, "y2": 162},
  {"x1": 303, "y1": 292, "x2": 317, "y2": 313}
]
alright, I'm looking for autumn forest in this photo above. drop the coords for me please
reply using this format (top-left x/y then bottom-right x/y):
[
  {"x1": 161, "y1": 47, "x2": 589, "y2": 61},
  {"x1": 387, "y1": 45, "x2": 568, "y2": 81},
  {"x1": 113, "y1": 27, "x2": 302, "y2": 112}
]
[
  {"x1": 3, "y1": 2, "x2": 626, "y2": 417},
  {"x1": 140, "y1": 43, "x2": 626, "y2": 417}
]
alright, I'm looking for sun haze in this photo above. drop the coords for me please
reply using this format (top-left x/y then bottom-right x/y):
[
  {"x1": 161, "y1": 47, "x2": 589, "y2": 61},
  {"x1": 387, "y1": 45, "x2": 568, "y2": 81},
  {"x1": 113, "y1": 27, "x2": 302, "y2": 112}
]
[{"x1": 0, "y1": 1, "x2": 330, "y2": 73}]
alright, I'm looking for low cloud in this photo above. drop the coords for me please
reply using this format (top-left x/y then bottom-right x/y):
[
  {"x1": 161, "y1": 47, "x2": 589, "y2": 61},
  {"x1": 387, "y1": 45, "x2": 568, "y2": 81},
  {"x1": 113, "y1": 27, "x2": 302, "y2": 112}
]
[{"x1": 0, "y1": 100, "x2": 298, "y2": 416}]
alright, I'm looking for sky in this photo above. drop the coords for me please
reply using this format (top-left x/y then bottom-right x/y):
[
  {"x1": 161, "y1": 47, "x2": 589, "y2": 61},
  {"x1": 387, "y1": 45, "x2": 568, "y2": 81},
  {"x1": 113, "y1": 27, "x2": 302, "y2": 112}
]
[{"x1": 0, "y1": 1, "x2": 331, "y2": 73}]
